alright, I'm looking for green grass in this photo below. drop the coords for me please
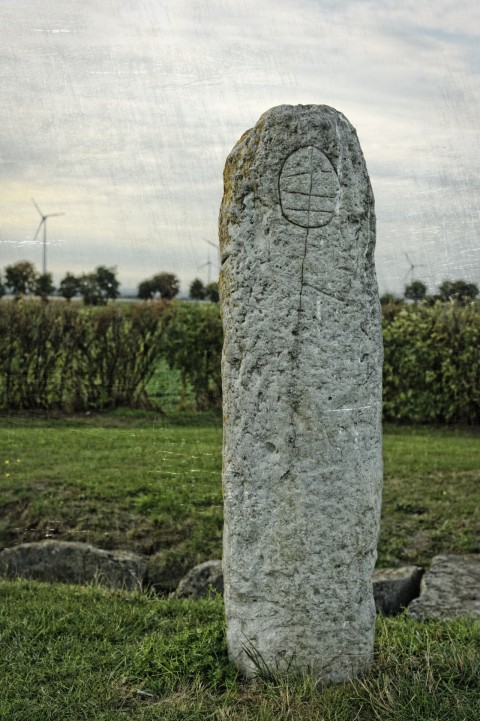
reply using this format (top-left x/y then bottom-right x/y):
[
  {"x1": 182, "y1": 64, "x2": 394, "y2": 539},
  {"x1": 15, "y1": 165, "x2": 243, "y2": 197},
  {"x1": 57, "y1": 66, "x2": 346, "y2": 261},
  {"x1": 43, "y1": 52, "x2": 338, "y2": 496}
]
[
  {"x1": 380, "y1": 424, "x2": 480, "y2": 567},
  {"x1": 1, "y1": 413, "x2": 480, "y2": 718},
  {"x1": 1, "y1": 578, "x2": 479, "y2": 720},
  {"x1": 1, "y1": 413, "x2": 479, "y2": 592},
  {"x1": 0, "y1": 410, "x2": 223, "y2": 592}
]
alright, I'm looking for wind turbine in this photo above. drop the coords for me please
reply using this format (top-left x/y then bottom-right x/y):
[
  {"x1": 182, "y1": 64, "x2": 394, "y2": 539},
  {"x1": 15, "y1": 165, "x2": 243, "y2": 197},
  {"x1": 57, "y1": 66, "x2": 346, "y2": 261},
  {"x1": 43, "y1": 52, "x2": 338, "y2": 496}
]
[
  {"x1": 32, "y1": 198, "x2": 65, "y2": 275},
  {"x1": 204, "y1": 238, "x2": 220, "y2": 275},
  {"x1": 404, "y1": 252, "x2": 426, "y2": 285},
  {"x1": 200, "y1": 254, "x2": 213, "y2": 285}
]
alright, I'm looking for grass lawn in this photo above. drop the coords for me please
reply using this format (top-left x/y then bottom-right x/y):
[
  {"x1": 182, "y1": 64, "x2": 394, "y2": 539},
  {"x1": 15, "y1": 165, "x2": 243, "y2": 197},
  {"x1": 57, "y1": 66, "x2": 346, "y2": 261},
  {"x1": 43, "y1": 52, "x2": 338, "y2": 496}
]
[
  {"x1": 0, "y1": 410, "x2": 223, "y2": 592},
  {"x1": 1, "y1": 579, "x2": 479, "y2": 720},
  {"x1": 380, "y1": 424, "x2": 480, "y2": 566},
  {"x1": 0, "y1": 411, "x2": 479, "y2": 719},
  {"x1": 1, "y1": 412, "x2": 479, "y2": 591}
]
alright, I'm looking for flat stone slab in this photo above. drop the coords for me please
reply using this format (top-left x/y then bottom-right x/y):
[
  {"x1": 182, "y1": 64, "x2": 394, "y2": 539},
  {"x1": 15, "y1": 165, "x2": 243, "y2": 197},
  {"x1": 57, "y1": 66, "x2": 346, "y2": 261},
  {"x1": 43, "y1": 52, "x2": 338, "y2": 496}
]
[
  {"x1": 408, "y1": 554, "x2": 480, "y2": 620},
  {"x1": 176, "y1": 560, "x2": 224, "y2": 598},
  {"x1": 373, "y1": 566, "x2": 423, "y2": 616},
  {"x1": 0, "y1": 540, "x2": 147, "y2": 591}
]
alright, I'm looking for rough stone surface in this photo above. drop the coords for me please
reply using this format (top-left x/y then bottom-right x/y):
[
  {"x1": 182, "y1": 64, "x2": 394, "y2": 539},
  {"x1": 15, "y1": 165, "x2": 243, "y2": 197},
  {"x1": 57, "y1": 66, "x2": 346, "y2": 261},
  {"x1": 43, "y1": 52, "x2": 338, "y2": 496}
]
[
  {"x1": 0, "y1": 540, "x2": 147, "y2": 590},
  {"x1": 176, "y1": 561, "x2": 422, "y2": 616},
  {"x1": 408, "y1": 555, "x2": 480, "y2": 620},
  {"x1": 219, "y1": 104, "x2": 383, "y2": 684},
  {"x1": 176, "y1": 560, "x2": 224, "y2": 598},
  {"x1": 373, "y1": 566, "x2": 424, "y2": 616}
]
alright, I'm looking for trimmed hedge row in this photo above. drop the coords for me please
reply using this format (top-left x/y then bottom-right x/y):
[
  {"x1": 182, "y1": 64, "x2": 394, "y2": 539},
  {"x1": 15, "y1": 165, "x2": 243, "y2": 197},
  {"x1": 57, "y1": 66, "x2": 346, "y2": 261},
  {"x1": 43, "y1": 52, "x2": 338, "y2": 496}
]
[
  {"x1": 0, "y1": 300, "x2": 478, "y2": 422},
  {"x1": 163, "y1": 302, "x2": 222, "y2": 411},
  {"x1": 0, "y1": 301, "x2": 170, "y2": 410},
  {"x1": 382, "y1": 302, "x2": 480, "y2": 424}
]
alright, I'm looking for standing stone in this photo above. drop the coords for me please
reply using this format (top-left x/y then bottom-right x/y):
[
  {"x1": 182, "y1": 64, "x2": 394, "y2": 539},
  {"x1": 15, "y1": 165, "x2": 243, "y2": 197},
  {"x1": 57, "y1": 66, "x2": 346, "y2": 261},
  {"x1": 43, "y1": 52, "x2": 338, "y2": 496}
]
[{"x1": 219, "y1": 105, "x2": 383, "y2": 684}]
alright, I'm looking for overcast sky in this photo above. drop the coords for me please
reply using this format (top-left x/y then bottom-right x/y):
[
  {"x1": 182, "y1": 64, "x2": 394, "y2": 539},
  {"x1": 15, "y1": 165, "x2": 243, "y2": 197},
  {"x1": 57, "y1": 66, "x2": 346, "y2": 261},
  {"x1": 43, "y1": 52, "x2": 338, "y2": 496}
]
[{"x1": 1, "y1": 0, "x2": 479, "y2": 295}]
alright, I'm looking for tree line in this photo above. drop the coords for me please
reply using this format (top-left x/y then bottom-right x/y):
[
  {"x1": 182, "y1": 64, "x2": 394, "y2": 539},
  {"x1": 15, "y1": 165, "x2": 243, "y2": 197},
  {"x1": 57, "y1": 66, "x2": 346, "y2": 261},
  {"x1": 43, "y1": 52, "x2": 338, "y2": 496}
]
[
  {"x1": 382, "y1": 279, "x2": 478, "y2": 305},
  {"x1": 0, "y1": 261, "x2": 219, "y2": 304},
  {"x1": 0, "y1": 261, "x2": 120, "y2": 304}
]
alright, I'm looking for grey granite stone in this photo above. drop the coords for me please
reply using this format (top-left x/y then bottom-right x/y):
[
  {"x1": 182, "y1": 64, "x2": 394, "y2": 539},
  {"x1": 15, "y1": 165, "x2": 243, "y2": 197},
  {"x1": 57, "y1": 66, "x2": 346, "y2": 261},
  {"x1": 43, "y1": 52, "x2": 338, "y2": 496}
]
[
  {"x1": 408, "y1": 555, "x2": 480, "y2": 620},
  {"x1": 0, "y1": 540, "x2": 147, "y2": 590},
  {"x1": 219, "y1": 104, "x2": 383, "y2": 684},
  {"x1": 373, "y1": 566, "x2": 424, "y2": 616},
  {"x1": 176, "y1": 560, "x2": 224, "y2": 598}
]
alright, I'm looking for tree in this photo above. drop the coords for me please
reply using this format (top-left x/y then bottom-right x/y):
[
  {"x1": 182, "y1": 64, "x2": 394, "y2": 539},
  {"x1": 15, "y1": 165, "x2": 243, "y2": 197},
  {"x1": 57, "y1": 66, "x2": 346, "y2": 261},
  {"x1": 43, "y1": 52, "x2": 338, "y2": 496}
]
[
  {"x1": 152, "y1": 272, "x2": 180, "y2": 300},
  {"x1": 78, "y1": 273, "x2": 103, "y2": 306},
  {"x1": 35, "y1": 272, "x2": 55, "y2": 302},
  {"x1": 4, "y1": 261, "x2": 38, "y2": 297},
  {"x1": 77, "y1": 266, "x2": 120, "y2": 306},
  {"x1": 95, "y1": 265, "x2": 120, "y2": 301},
  {"x1": 138, "y1": 272, "x2": 180, "y2": 300},
  {"x1": 205, "y1": 281, "x2": 219, "y2": 303},
  {"x1": 438, "y1": 279, "x2": 479, "y2": 303},
  {"x1": 138, "y1": 279, "x2": 154, "y2": 300},
  {"x1": 404, "y1": 280, "x2": 427, "y2": 302},
  {"x1": 380, "y1": 292, "x2": 400, "y2": 306},
  {"x1": 189, "y1": 278, "x2": 206, "y2": 300},
  {"x1": 0, "y1": 275, "x2": 5, "y2": 299},
  {"x1": 59, "y1": 272, "x2": 79, "y2": 301}
]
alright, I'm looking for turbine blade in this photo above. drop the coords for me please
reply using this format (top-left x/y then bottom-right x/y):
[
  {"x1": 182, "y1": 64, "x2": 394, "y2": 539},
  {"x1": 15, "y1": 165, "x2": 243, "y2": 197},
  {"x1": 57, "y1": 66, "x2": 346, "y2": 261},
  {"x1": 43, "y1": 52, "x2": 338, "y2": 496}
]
[
  {"x1": 33, "y1": 219, "x2": 44, "y2": 241},
  {"x1": 45, "y1": 212, "x2": 65, "y2": 218},
  {"x1": 32, "y1": 198, "x2": 43, "y2": 217}
]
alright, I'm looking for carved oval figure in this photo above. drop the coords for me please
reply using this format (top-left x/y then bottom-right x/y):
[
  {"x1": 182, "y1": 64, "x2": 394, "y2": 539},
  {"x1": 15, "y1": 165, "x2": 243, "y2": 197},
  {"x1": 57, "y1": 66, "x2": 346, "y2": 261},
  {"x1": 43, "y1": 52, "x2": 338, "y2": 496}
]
[{"x1": 279, "y1": 146, "x2": 339, "y2": 228}]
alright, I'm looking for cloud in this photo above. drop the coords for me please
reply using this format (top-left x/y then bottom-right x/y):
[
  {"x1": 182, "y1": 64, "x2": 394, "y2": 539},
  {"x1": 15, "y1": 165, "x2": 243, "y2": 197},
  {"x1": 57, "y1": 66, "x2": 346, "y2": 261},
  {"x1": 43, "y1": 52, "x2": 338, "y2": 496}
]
[{"x1": 1, "y1": 0, "x2": 479, "y2": 294}]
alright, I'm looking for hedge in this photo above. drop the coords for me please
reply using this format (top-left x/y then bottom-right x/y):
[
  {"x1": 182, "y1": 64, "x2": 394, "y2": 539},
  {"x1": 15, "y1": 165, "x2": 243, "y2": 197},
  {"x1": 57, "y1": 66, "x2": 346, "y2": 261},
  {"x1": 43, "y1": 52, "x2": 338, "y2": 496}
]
[
  {"x1": 382, "y1": 302, "x2": 480, "y2": 424},
  {"x1": 0, "y1": 299, "x2": 478, "y2": 422},
  {"x1": 0, "y1": 300, "x2": 170, "y2": 410}
]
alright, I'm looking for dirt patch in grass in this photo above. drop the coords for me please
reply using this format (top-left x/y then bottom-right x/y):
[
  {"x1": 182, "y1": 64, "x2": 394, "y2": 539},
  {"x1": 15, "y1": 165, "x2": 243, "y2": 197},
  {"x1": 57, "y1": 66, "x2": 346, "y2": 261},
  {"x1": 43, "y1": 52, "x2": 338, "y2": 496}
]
[
  {"x1": 2, "y1": 499, "x2": 163, "y2": 551},
  {"x1": 378, "y1": 469, "x2": 480, "y2": 568}
]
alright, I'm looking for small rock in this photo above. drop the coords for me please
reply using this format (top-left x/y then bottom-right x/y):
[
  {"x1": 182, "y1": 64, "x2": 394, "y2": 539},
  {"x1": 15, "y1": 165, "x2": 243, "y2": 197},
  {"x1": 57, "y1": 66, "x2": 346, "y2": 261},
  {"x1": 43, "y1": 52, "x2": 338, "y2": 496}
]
[
  {"x1": 373, "y1": 565, "x2": 424, "y2": 615},
  {"x1": 175, "y1": 560, "x2": 223, "y2": 598},
  {"x1": 0, "y1": 540, "x2": 147, "y2": 590},
  {"x1": 408, "y1": 554, "x2": 480, "y2": 620}
]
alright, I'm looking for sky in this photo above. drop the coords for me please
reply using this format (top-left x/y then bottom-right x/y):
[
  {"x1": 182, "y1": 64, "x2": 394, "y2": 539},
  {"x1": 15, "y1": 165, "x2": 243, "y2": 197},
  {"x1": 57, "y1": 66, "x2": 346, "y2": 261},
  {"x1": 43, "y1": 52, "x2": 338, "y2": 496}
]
[{"x1": 1, "y1": 0, "x2": 479, "y2": 296}]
